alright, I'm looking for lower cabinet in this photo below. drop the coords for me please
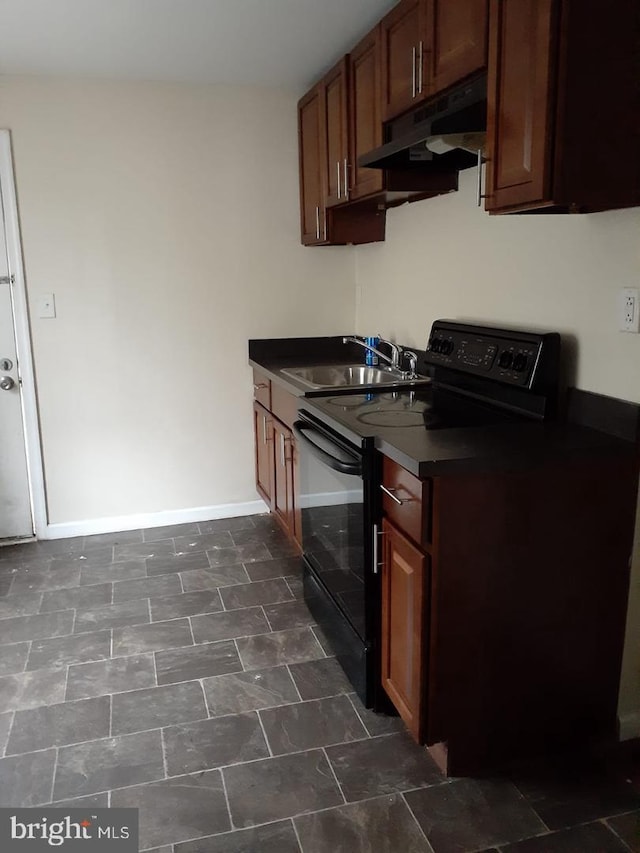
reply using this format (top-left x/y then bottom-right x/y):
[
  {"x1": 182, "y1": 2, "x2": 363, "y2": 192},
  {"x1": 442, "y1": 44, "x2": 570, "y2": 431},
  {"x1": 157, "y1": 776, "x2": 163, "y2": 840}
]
[
  {"x1": 380, "y1": 518, "x2": 428, "y2": 741},
  {"x1": 252, "y1": 373, "x2": 301, "y2": 548}
]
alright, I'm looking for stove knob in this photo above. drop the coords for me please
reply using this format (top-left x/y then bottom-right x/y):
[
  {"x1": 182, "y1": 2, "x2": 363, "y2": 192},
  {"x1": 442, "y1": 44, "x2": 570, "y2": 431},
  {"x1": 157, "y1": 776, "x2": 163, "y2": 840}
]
[
  {"x1": 443, "y1": 340, "x2": 454, "y2": 355},
  {"x1": 513, "y1": 354, "x2": 528, "y2": 372},
  {"x1": 498, "y1": 351, "x2": 513, "y2": 369}
]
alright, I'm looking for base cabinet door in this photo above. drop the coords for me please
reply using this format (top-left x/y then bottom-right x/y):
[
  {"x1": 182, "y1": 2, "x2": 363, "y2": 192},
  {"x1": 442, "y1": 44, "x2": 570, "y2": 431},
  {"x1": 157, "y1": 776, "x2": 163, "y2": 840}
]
[
  {"x1": 273, "y1": 419, "x2": 295, "y2": 534},
  {"x1": 381, "y1": 518, "x2": 427, "y2": 741},
  {"x1": 253, "y1": 402, "x2": 274, "y2": 507}
]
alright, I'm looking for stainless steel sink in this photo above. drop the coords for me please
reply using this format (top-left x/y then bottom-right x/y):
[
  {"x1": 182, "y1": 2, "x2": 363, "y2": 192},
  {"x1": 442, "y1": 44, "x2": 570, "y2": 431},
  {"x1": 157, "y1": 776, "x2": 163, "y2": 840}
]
[{"x1": 280, "y1": 364, "x2": 430, "y2": 390}]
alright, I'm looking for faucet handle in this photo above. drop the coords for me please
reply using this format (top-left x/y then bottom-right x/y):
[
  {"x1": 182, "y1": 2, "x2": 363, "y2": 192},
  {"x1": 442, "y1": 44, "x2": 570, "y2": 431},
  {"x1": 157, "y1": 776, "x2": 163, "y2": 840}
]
[{"x1": 402, "y1": 350, "x2": 419, "y2": 379}]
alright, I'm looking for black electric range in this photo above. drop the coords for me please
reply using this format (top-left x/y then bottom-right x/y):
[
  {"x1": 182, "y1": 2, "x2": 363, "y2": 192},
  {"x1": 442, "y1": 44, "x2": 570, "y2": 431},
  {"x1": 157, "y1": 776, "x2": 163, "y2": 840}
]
[{"x1": 293, "y1": 320, "x2": 562, "y2": 708}]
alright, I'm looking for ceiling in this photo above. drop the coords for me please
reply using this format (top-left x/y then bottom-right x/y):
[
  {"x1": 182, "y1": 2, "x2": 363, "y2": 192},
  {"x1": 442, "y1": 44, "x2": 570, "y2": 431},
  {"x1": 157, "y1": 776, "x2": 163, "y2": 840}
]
[{"x1": 0, "y1": 0, "x2": 398, "y2": 92}]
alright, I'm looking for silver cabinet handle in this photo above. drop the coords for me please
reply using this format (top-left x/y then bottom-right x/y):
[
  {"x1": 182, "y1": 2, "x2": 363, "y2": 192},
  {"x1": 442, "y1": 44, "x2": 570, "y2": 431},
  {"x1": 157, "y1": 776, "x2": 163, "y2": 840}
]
[
  {"x1": 343, "y1": 159, "x2": 349, "y2": 200},
  {"x1": 380, "y1": 484, "x2": 408, "y2": 505},
  {"x1": 337, "y1": 161, "x2": 341, "y2": 199},
  {"x1": 412, "y1": 46, "x2": 417, "y2": 98},
  {"x1": 262, "y1": 415, "x2": 268, "y2": 445},
  {"x1": 280, "y1": 432, "x2": 286, "y2": 467},
  {"x1": 372, "y1": 523, "x2": 384, "y2": 575},
  {"x1": 315, "y1": 206, "x2": 320, "y2": 240},
  {"x1": 418, "y1": 41, "x2": 423, "y2": 94},
  {"x1": 323, "y1": 208, "x2": 327, "y2": 241},
  {"x1": 253, "y1": 383, "x2": 267, "y2": 392}
]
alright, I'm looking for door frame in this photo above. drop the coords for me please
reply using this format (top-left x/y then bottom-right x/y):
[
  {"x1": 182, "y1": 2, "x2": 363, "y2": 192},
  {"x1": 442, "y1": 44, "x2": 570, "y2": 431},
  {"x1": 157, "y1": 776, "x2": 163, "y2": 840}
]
[{"x1": 0, "y1": 130, "x2": 47, "y2": 540}]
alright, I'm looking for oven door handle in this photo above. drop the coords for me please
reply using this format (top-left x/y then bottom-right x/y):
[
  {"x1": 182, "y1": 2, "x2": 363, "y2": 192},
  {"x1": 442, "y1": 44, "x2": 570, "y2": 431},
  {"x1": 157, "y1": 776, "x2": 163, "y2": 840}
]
[{"x1": 293, "y1": 420, "x2": 362, "y2": 476}]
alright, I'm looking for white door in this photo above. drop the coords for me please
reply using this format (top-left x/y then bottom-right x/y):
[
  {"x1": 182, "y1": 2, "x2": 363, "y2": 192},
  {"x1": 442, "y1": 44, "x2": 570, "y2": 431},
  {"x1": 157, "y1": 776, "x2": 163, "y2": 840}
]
[{"x1": 0, "y1": 167, "x2": 34, "y2": 540}]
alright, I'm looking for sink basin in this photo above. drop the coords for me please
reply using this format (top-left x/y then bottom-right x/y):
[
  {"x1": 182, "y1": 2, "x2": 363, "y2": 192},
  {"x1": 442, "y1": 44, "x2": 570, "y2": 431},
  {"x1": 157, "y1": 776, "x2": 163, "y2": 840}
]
[{"x1": 280, "y1": 364, "x2": 429, "y2": 390}]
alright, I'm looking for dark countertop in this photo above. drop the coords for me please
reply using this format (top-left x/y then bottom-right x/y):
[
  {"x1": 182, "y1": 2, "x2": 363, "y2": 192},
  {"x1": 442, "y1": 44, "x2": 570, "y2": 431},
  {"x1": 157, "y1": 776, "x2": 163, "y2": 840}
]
[{"x1": 249, "y1": 338, "x2": 640, "y2": 478}]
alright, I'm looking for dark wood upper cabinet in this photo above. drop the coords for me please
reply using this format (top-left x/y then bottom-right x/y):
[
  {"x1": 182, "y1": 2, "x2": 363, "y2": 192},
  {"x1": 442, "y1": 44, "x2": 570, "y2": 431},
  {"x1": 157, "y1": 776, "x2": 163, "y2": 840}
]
[
  {"x1": 298, "y1": 65, "x2": 386, "y2": 245},
  {"x1": 349, "y1": 28, "x2": 385, "y2": 201},
  {"x1": 298, "y1": 86, "x2": 326, "y2": 245},
  {"x1": 430, "y1": 0, "x2": 488, "y2": 93},
  {"x1": 380, "y1": 0, "x2": 428, "y2": 121},
  {"x1": 324, "y1": 58, "x2": 350, "y2": 207},
  {"x1": 381, "y1": 0, "x2": 488, "y2": 121},
  {"x1": 485, "y1": 0, "x2": 640, "y2": 214}
]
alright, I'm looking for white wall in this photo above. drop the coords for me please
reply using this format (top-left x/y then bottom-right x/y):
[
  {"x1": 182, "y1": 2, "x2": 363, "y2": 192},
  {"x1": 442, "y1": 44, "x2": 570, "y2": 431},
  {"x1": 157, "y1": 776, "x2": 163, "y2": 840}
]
[
  {"x1": 0, "y1": 76, "x2": 356, "y2": 527},
  {"x1": 355, "y1": 168, "x2": 640, "y2": 729}
]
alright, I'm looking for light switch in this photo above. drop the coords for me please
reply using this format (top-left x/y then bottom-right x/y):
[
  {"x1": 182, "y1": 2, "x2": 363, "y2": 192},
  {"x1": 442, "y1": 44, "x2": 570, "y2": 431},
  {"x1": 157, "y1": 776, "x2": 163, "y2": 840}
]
[{"x1": 38, "y1": 293, "x2": 56, "y2": 319}]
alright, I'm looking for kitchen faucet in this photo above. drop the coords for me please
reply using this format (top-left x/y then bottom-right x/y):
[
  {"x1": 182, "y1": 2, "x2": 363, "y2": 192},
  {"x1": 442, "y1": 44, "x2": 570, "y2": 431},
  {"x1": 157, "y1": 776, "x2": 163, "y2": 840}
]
[{"x1": 342, "y1": 335, "x2": 403, "y2": 370}]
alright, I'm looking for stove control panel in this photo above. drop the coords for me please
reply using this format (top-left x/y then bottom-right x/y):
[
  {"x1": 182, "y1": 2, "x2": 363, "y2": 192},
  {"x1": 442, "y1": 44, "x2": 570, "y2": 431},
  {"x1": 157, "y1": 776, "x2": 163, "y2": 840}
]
[{"x1": 425, "y1": 321, "x2": 559, "y2": 390}]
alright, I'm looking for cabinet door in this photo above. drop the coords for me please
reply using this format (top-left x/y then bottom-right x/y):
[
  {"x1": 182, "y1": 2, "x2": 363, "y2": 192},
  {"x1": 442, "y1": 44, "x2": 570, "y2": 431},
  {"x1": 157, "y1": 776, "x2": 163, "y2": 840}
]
[
  {"x1": 349, "y1": 28, "x2": 384, "y2": 201},
  {"x1": 253, "y1": 402, "x2": 273, "y2": 507},
  {"x1": 381, "y1": 518, "x2": 427, "y2": 741},
  {"x1": 273, "y1": 420, "x2": 294, "y2": 534},
  {"x1": 430, "y1": 0, "x2": 488, "y2": 93},
  {"x1": 380, "y1": 0, "x2": 429, "y2": 121},
  {"x1": 324, "y1": 58, "x2": 350, "y2": 207},
  {"x1": 484, "y1": 0, "x2": 555, "y2": 212},
  {"x1": 298, "y1": 85, "x2": 326, "y2": 244}
]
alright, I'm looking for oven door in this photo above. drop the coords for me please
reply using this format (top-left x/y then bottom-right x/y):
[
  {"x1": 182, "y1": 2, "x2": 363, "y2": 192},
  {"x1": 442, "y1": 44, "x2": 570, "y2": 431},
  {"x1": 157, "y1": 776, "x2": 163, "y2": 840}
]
[{"x1": 294, "y1": 411, "x2": 383, "y2": 707}]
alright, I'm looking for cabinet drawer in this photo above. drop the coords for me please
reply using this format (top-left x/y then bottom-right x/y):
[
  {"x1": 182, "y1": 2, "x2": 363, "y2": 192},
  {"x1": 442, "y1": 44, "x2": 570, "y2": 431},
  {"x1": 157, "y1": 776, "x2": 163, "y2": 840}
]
[
  {"x1": 271, "y1": 383, "x2": 299, "y2": 430},
  {"x1": 252, "y1": 369, "x2": 271, "y2": 409},
  {"x1": 381, "y1": 456, "x2": 431, "y2": 545}
]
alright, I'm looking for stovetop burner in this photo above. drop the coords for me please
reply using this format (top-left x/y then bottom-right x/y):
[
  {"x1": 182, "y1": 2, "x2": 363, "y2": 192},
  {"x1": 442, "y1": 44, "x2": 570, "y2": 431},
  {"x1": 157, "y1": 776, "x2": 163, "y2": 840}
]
[{"x1": 357, "y1": 410, "x2": 431, "y2": 427}]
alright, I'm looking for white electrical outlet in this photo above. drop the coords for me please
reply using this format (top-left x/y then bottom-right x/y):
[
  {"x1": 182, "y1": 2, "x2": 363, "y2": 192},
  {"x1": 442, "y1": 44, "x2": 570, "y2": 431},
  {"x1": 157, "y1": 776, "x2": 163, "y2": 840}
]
[
  {"x1": 38, "y1": 293, "x2": 56, "y2": 319},
  {"x1": 618, "y1": 288, "x2": 640, "y2": 333}
]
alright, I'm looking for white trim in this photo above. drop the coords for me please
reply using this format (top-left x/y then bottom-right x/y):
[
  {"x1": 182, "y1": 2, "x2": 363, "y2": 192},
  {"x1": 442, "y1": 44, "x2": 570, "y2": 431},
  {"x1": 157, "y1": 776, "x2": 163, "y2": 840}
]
[
  {"x1": 618, "y1": 711, "x2": 640, "y2": 741},
  {"x1": 0, "y1": 130, "x2": 48, "y2": 538},
  {"x1": 40, "y1": 499, "x2": 269, "y2": 540}
]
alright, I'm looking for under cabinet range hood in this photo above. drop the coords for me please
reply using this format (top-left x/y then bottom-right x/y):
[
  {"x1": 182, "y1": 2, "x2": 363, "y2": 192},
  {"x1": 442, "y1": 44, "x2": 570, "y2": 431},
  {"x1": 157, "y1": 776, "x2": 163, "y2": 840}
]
[{"x1": 360, "y1": 74, "x2": 487, "y2": 172}]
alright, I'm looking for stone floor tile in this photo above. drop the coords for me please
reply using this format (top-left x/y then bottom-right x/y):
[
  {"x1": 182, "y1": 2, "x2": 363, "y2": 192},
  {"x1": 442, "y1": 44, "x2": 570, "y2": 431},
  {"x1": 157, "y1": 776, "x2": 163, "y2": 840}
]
[
  {"x1": 219, "y1": 578, "x2": 293, "y2": 610},
  {"x1": 163, "y1": 712, "x2": 269, "y2": 775},
  {"x1": 0, "y1": 642, "x2": 30, "y2": 677},
  {"x1": 0, "y1": 712, "x2": 13, "y2": 756},
  {"x1": 114, "y1": 540, "x2": 175, "y2": 561},
  {"x1": 174, "y1": 820, "x2": 300, "y2": 853},
  {"x1": 0, "y1": 609, "x2": 74, "y2": 643},
  {"x1": 243, "y1": 556, "x2": 303, "y2": 582},
  {"x1": 111, "y1": 681, "x2": 207, "y2": 735},
  {"x1": 199, "y1": 516, "x2": 256, "y2": 534},
  {"x1": 83, "y1": 530, "x2": 143, "y2": 548},
  {"x1": 50, "y1": 792, "x2": 110, "y2": 809},
  {"x1": 9, "y1": 564, "x2": 81, "y2": 595},
  {"x1": 54, "y1": 730, "x2": 165, "y2": 799},
  {"x1": 79, "y1": 560, "x2": 146, "y2": 585},
  {"x1": 500, "y1": 822, "x2": 630, "y2": 852},
  {"x1": 294, "y1": 793, "x2": 430, "y2": 853},
  {"x1": 404, "y1": 778, "x2": 546, "y2": 853},
  {"x1": 180, "y1": 564, "x2": 250, "y2": 592},
  {"x1": 263, "y1": 599, "x2": 315, "y2": 631},
  {"x1": 190, "y1": 606, "x2": 269, "y2": 644},
  {"x1": 110, "y1": 770, "x2": 230, "y2": 849},
  {"x1": 173, "y1": 532, "x2": 234, "y2": 556},
  {"x1": 0, "y1": 748, "x2": 56, "y2": 806},
  {"x1": 0, "y1": 591, "x2": 42, "y2": 619},
  {"x1": 284, "y1": 575, "x2": 305, "y2": 600},
  {"x1": 288, "y1": 657, "x2": 351, "y2": 701},
  {"x1": 606, "y1": 810, "x2": 640, "y2": 851},
  {"x1": 7, "y1": 695, "x2": 110, "y2": 754},
  {"x1": 223, "y1": 749, "x2": 342, "y2": 827},
  {"x1": 206, "y1": 544, "x2": 271, "y2": 569},
  {"x1": 155, "y1": 640, "x2": 242, "y2": 685},
  {"x1": 74, "y1": 599, "x2": 150, "y2": 633},
  {"x1": 113, "y1": 574, "x2": 182, "y2": 604},
  {"x1": 147, "y1": 551, "x2": 211, "y2": 577},
  {"x1": 0, "y1": 668, "x2": 67, "y2": 712},
  {"x1": 348, "y1": 693, "x2": 404, "y2": 736},
  {"x1": 112, "y1": 619, "x2": 192, "y2": 656},
  {"x1": 40, "y1": 583, "x2": 112, "y2": 612},
  {"x1": 260, "y1": 694, "x2": 367, "y2": 755},
  {"x1": 326, "y1": 732, "x2": 443, "y2": 801},
  {"x1": 150, "y1": 590, "x2": 223, "y2": 621},
  {"x1": 28, "y1": 630, "x2": 111, "y2": 670},
  {"x1": 236, "y1": 626, "x2": 324, "y2": 670},
  {"x1": 66, "y1": 654, "x2": 156, "y2": 700},
  {"x1": 203, "y1": 665, "x2": 300, "y2": 717},
  {"x1": 143, "y1": 523, "x2": 200, "y2": 542}
]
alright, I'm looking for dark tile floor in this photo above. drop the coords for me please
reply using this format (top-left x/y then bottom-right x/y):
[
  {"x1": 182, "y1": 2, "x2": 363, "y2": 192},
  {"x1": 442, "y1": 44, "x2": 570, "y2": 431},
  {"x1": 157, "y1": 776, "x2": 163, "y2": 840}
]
[{"x1": 0, "y1": 514, "x2": 639, "y2": 852}]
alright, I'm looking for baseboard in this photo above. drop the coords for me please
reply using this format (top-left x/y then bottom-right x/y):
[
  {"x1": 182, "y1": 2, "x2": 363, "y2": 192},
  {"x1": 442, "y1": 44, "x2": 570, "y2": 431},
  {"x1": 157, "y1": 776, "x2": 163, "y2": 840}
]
[
  {"x1": 39, "y1": 499, "x2": 269, "y2": 540},
  {"x1": 619, "y1": 711, "x2": 640, "y2": 741}
]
